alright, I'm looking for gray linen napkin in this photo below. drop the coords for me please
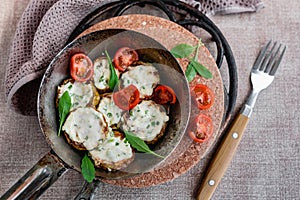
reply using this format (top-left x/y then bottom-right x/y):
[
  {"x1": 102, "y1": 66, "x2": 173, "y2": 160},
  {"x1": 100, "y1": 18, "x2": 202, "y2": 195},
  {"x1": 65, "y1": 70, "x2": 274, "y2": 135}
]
[{"x1": 5, "y1": 0, "x2": 263, "y2": 115}]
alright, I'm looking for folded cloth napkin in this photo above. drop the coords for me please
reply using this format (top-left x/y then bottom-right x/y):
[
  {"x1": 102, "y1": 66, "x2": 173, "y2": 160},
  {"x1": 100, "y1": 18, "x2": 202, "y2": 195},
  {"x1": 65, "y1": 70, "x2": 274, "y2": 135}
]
[
  {"x1": 183, "y1": 0, "x2": 264, "y2": 15},
  {"x1": 5, "y1": 0, "x2": 263, "y2": 115}
]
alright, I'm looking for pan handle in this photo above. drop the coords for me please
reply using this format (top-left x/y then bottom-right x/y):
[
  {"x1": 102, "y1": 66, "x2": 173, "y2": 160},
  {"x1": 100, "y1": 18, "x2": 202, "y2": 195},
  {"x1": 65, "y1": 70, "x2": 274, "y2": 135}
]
[
  {"x1": 74, "y1": 180, "x2": 101, "y2": 200},
  {"x1": 0, "y1": 150, "x2": 68, "y2": 200}
]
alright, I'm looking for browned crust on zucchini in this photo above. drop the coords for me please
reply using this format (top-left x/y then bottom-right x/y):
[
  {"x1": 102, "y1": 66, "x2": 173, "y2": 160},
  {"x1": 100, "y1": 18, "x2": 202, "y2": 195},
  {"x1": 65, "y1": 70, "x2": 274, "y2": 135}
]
[
  {"x1": 146, "y1": 122, "x2": 167, "y2": 145},
  {"x1": 91, "y1": 84, "x2": 100, "y2": 106},
  {"x1": 93, "y1": 154, "x2": 135, "y2": 171},
  {"x1": 64, "y1": 131, "x2": 87, "y2": 151}
]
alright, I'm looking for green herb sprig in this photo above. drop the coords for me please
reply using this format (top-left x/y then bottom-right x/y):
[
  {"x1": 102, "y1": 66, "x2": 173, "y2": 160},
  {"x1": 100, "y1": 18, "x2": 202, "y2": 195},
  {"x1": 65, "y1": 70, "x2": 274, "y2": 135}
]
[
  {"x1": 58, "y1": 91, "x2": 71, "y2": 136},
  {"x1": 105, "y1": 50, "x2": 119, "y2": 90},
  {"x1": 81, "y1": 154, "x2": 95, "y2": 183},
  {"x1": 170, "y1": 41, "x2": 213, "y2": 81},
  {"x1": 124, "y1": 131, "x2": 164, "y2": 159}
]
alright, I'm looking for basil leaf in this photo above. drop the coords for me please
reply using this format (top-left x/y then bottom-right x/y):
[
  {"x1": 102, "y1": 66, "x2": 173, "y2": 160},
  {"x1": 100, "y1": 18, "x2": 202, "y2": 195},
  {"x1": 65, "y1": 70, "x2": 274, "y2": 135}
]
[
  {"x1": 185, "y1": 62, "x2": 197, "y2": 82},
  {"x1": 170, "y1": 44, "x2": 195, "y2": 58},
  {"x1": 190, "y1": 60, "x2": 213, "y2": 79},
  {"x1": 171, "y1": 42, "x2": 212, "y2": 80},
  {"x1": 58, "y1": 91, "x2": 71, "y2": 136},
  {"x1": 81, "y1": 154, "x2": 95, "y2": 183},
  {"x1": 124, "y1": 131, "x2": 164, "y2": 158},
  {"x1": 105, "y1": 50, "x2": 119, "y2": 90}
]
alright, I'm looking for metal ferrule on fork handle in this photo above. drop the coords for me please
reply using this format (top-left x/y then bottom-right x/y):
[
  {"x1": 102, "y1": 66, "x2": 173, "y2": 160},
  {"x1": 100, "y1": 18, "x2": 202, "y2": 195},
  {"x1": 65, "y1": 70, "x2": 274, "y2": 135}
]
[{"x1": 240, "y1": 89, "x2": 260, "y2": 117}]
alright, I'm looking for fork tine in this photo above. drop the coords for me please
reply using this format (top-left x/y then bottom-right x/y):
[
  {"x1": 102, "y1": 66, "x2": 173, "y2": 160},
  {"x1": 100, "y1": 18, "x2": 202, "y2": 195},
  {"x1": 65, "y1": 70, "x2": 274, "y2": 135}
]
[
  {"x1": 269, "y1": 45, "x2": 286, "y2": 75},
  {"x1": 264, "y1": 43, "x2": 282, "y2": 73},
  {"x1": 259, "y1": 42, "x2": 278, "y2": 71},
  {"x1": 252, "y1": 40, "x2": 272, "y2": 70}
]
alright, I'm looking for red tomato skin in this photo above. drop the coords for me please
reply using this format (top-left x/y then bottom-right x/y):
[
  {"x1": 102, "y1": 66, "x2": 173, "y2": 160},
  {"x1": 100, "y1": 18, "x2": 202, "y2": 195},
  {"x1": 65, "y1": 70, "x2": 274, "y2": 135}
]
[
  {"x1": 70, "y1": 53, "x2": 94, "y2": 82},
  {"x1": 152, "y1": 85, "x2": 176, "y2": 105},
  {"x1": 113, "y1": 47, "x2": 138, "y2": 72},
  {"x1": 113, "y1": 84, "x2": 140, "y2": 110},
  {"x1": 189, "y1": 114, "x2": 213, "y2": 143},
  {"x1": 191, "y1": 84, "x2": 215, "y2": 110}
]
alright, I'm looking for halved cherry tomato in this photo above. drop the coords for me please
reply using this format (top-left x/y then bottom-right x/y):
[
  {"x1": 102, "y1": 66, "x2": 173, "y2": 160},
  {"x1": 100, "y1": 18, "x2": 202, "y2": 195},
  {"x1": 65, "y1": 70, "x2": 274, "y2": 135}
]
[
  {"x1": 191, "y1": 84, "x2": 214, "y2": 110},
  {"x1": 189, "y1": 114, "x2": 213, "y2": 143},
  {"x1": 152, "y1": 85, "x2": 176, "y2": 104},
  {"x1": 113, "y1": 47, "x2": 138, "y2": 72},
  {"x1": 70, "y1": 53, "x2": 94, "y2": 82},
  {"x1": 113, "y1": 84, "x2": 140, "y2": 110}
]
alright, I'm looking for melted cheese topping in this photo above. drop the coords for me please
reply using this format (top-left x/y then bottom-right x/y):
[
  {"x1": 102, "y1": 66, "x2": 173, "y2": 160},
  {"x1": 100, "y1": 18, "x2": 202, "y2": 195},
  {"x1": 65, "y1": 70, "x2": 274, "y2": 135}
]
[
  {"x1": 97, "y1": 96, "x2": 123, "y2": 127},
  {"x1": 93, "y1": 57, "x2": 119, "y2": 91},
  {"x1": 121, "y1": 100, "x2": 169, "y2": 142},
  {"x1": 58, "y1": 81, "x2": 93, "y2": 111},
  {"x1": 120, "y1": 65, "x2": 159, "y2": 98},
  {"x1": 62, "y1": 107, "x2": 107, "y2": 150},
  {"x1": 89, "y1": 131, "x2": 133, "y2": 164}
]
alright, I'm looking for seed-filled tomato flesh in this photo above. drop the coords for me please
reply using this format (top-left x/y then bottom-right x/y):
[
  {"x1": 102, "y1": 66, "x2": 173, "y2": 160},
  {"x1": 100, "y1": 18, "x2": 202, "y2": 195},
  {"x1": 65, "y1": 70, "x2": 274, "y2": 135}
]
[
  {"x1": 191, "y1": 84, "x2": 214, "y2": 110},
  {"x1": 70, "y1": 53, "x2": 94, "y2": 82},
  {"x1": 189, "y1": 114, "x2": 213, "y2": 143},
  {"x1": 113, "y1": 84, "x2": 140, "y2": 110},
  {"x1": 152, "y1": 85, "x2": 176, "y2": 104},
  {"x1": 113, "y1": 47, "x2": 138, "y2": 72}
]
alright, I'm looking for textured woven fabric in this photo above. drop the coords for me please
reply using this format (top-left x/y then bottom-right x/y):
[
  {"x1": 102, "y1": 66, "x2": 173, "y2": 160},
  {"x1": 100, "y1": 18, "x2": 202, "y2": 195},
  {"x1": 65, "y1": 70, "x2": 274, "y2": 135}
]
[
  {"x1": 183, "y1": 0, "x2": 264, "y2": 15},
  {"x1": 5, "y1": 0, "x2": 263, "y2": 115},
  {"x1": 5, "y1": 0, "x2": 114, "y2": 115}
]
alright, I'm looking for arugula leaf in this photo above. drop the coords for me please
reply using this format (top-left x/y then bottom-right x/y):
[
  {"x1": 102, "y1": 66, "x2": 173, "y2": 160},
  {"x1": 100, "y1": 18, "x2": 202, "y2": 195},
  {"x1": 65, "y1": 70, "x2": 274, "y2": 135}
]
[
  {"x1": 105, "y1": 50, "x2": 119, "y2": 90},
  {"x1": 190, "y1": 60, "x2": 213, "y2": 79},
  {"x1": 170, "y1": 43, "x2": 195, "y2": 58},
  {"x1": 81, "y1": 154, "x2": 95, "y2": 183},
  {"x1": 58, "y1": 91, "x2": 71, "y2": 136},
  {"x1": 124, "y1": 131, "x2": 164, "y2": 159},
  {"x1": 185, "y1": 62, "x2": 197, "y2": 82}
]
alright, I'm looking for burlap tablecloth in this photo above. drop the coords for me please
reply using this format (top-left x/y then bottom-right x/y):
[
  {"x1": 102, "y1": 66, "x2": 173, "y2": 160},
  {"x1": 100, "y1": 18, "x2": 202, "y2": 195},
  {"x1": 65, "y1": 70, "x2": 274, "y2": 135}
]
[{"x1": 1, "y1": 0, "x2": 299, "y2": 199}]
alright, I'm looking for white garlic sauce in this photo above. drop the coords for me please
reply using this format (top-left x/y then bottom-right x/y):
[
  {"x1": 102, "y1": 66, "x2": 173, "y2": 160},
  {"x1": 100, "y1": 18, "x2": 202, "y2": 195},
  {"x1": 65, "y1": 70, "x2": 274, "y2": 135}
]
[
  {"x1": 97, "y1": 96, "x2": 122, "y2": 127},
  {"x1": 89, "y1": 131, "x2": 133, "y2": 163},
  {"x1": 93, "y1": 57, "x2": 119, "y2": 90},
  {"x1": 58, "y1": 81, "x2": 93, "y2": 111},
  {"x1": 121, "y1": 100, "x2": 169, "y2": 142},
  {"x1": 62, "y1": 107, "x2": 107, "y2": 150},
  {"x1": 120, "y1": 65, "x2": 159, "y2": 98}
]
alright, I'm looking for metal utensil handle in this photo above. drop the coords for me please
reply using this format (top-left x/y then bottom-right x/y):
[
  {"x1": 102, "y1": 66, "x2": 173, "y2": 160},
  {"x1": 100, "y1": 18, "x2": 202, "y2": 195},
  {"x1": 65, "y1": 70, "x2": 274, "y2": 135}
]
[
  {"x1": 196, "y1": 113, "x2": 249, "y2": 200},
  {"x1": 0, "y1": 151, "x2": 68, "y2": 200},
  {"x1": 74, "y1": 180, "x2": 101, "y2": 200}
]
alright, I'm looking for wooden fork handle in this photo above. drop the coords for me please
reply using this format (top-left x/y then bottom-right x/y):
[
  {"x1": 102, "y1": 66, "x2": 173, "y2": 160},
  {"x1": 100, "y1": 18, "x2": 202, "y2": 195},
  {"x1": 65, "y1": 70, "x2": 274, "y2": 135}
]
[{"x1": 196, "y1": 113, "x2": 249, "y2": 200}]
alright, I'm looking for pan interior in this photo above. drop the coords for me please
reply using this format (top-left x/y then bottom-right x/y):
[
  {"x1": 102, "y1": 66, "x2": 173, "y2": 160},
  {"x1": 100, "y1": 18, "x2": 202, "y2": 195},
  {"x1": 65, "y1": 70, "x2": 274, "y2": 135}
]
[{"x1": 38, "y1": 29, "x2": 190, "y2": 179}]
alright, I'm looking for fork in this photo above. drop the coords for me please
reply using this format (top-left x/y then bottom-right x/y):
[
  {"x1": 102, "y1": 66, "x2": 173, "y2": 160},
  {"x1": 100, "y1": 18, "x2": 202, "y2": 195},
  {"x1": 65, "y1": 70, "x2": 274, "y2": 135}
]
[{"x1": 196, "y1": 41, "x2": 286, "y2": 200}]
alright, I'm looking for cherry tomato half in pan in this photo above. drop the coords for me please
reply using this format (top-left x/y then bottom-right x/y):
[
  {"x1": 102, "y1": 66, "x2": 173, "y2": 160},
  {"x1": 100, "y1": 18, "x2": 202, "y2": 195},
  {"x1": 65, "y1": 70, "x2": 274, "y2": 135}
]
[
  {"x1": 113, "y1": 84, "x2": 140, "y2": 110},
  {"x1": 191, "y1": 84, "x2": 215, "y2": 110},
  {"x1": 113, "y1": 47, "x2": 139, "y2": 72},
  {"x1": 152, "y1": 85, "x2": 176, "y2": 105},
  {"x1": 189, "y1": 114, "x2": 213, "y2": 143},
  {"x1": 70, "y1": 53, "x2": 94, "y2": 82}
]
